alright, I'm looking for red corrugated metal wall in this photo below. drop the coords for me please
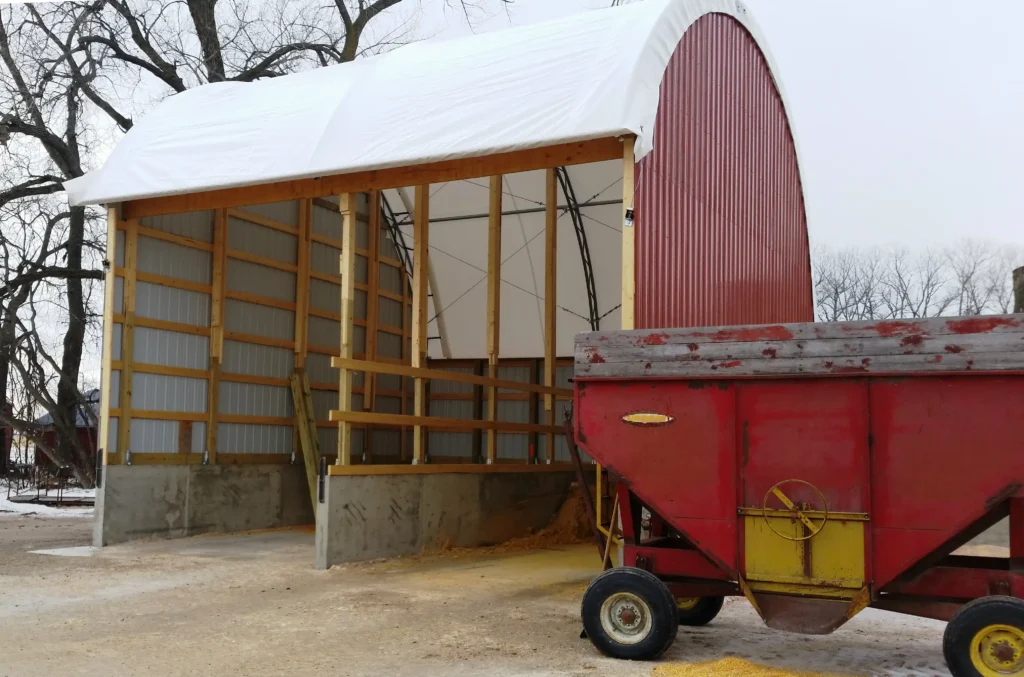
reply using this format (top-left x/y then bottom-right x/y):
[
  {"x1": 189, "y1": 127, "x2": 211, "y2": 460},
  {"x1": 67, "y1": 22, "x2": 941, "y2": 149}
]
[{"x1": 635, "y1": 13, "x2": 813, "y2": 329}]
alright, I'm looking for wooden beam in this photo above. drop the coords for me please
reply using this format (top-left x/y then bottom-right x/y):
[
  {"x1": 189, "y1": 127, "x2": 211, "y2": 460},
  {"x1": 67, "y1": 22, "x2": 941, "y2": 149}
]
[
  {"x1": 544, "y1": 168, "x2": 558, "y2": 463},
  {"x1": 328, "y1": 462, "x2": 577, "y2": 477},
  {"x1": 206, "y1": 208, "x2": 227, "y2": 464},
  {"x1": 364, "y1": 191, "x2": 381, "y2": 464},
  {"x1": 412, "y1": 184, "x2": 430, "y2": 463},
  {"x1": 295, "y1": 199, "x2": 312, "y2": 368},
  {"x1": 227, "y1": 207, "x2": 299, "y2": 235},
  {"x1": 329, "y1": 410, "x2": 563, "y2": 435},
  {"x1": 486, "y1": 175, "x2": 502, "y2": 464},
  {"x1": 113, "y1": 314, "x2": 210, "y2": 337},
  {"x1": 124, "y1": 138, "x2": 625, "y2": 219},
  {"x1": 290, "y1": 370, "x2": 321, "y2": 512},
  {"x1": 336, "y1": 193, "x2": 358, "y2": 465},
  {"x1": 112, "y1": 361, "x2": 209, "y2": 380},
  {"x1": 116, "y1": 268, "x2": 212, "y2": 296},
  {"x1": 99, "y1": 208, "x2": 119, "y2": 464},
  {"x1": 331, "y1": 357, "x2": 571, "y2": 397},
  {"x1": 621, "y1": 135, "x2": 636, "y2": 331},
  {"x1": 116, "y1": 218, "x2": 139, "y2": 459}
]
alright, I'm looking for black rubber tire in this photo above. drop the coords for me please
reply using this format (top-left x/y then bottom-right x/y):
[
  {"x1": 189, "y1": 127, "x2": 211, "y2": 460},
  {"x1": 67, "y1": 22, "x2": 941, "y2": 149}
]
[
  {"x1": 580, "y1": 567, "x2": 679, "y2": 660},
  {"x1": 677, "y1": 596, "x2": 725, "y2": 626},
  {"x1": 944, "y1": 595, "x2": 1024, "y2": 677}
]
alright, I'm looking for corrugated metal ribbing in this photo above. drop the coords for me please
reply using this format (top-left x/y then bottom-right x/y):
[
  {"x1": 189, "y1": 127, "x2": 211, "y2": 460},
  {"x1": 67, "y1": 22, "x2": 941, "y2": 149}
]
[
  {"x1": 634, "y1": 13, "x2": 812, "y2": 330},
  {"x1": 139, "y1": 210, "x2": 214, "y2": 243},
  {"x1": 137, "y1": 236, "x2": 211, "y2": 284},
  {"x1": 135, "y1": 282, "x2": 209, "y2": 327}
]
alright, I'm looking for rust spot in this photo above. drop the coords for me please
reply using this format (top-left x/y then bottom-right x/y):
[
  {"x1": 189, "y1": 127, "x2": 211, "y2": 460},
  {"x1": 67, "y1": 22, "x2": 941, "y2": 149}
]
[
  {"x1": 866, "y1": 321, "x2": 924, "y2": 337},
  {"x1": 899, "y1": 335, "x2": 924, "y2": 348},
  {"x1": 926, "y1": 355, "x2": 942, "y2": 364},
  {"x1": 719, "y1": 360, "x2": 742, "y2": 369},
  {"x1": 967, "y1": 359, "x2": 975, "y2": 370},
  {"x1": 694, "y1": 326, "x2": 795, "y2": 342},
  {"x1": 947, "y1": 317, "x2": 1022, "y2": 334},
  {"x1": 638, "y1": 332, "x2": 670, "y2": 346},
  {"x1": 762, "y1": 348, "x2": 778, "y2": 358},
  {"x1": 687, "y1": 343, "x2": 700, "y2": 352},
  {"x1": 823, "y1": 361, "x2": 834, "y2": 368},
  {"x1": 861, "y1": 358, "x2": 872, "y2": 366},
  {"x1": 944, "y1": 344, "x2": 964, "y2": 353},
  {"x1": 644, "y1": 362, "x2": 652, "y2": 370},
  {"x1": 583, "y1": 347, "x2": 605, "y2": 364}
]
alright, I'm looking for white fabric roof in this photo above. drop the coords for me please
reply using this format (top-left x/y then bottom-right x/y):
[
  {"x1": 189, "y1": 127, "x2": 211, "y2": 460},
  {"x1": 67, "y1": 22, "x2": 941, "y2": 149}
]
[{"x1": 65, "y1": 0, "x2": 783, "y2": 207}]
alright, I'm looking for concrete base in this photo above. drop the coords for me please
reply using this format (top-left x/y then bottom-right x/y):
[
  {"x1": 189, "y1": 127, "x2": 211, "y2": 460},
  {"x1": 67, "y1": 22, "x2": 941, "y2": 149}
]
[
  {"x1": 315, "y1": 471, "x2": 576, "y2": 568},
  {"x1": 94, "y1": 464, "x2": 313, "y2": 546}
]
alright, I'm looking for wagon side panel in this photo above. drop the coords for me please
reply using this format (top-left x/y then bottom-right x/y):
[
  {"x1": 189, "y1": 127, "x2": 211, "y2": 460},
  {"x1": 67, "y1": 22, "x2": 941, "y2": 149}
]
[
  {"x1": 576, "y1": 379, "x2": 738, "y2": 572},
  {"x1": 871, "y1": 375, "x2": 1024, "y2": 588}
]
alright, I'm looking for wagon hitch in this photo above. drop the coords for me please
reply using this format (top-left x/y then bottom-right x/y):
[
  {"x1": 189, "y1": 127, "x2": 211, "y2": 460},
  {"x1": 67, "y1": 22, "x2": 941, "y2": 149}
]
[{"x1": 564, "y1": 413, "x2": 606, "y2": 559}]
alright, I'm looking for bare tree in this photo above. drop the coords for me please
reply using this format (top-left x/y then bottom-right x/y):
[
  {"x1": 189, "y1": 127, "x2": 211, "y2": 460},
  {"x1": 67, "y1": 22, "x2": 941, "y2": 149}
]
[
  {"x1": 1, "y1": 0, "x2": 511, "y2": 484},
  {"x1": 814, "y1": 241, "x2": 1024, "y2": 323}
]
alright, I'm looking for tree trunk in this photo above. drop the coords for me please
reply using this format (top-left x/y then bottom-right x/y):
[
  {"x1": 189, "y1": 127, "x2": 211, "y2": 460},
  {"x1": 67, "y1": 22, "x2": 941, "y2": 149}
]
[
  {"x1": 186, "y1": 0, "x2": 226, "y2": 82},
  {"x1": 1014, "y1": 267, "x2": 1024, "y2": 314},
  {"x1": 53, "y1": 206, "x2": 95, "y2": 487}
]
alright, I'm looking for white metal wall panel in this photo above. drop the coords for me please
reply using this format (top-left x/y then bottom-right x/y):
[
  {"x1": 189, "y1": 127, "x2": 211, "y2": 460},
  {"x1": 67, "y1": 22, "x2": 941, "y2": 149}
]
[
  {"x1": 224, "y1": 300, "x2": 294, "y2": 340},
  {"x1": 219, "y1": 382, "x2": 291, "y2": 417},
  {"x1": 109, "y1": 370, "x2": 120, "y2": 407},
  {"x1": 310, "y1": 389, "x2": 335, "y2": 421},
  {"x1": 133, "y1": 327, "x2": 209, "y2": 370},
  {"x1": 222, "y1": 340, "x2": 293, "y2": 378},
  {"x1": 376, "y1": 331, "x2": 401, "y2": 359},
  {"x1": 113, "y1": 277, "x2": 124, "y2": 314},
  {"x1": 312, "y1": 204, "x2": 341, "y2": 240},
  {"x1": 227, "y1": 217, "x2": 298, "y2": 263},
  {"x1": 307, "y1": 316, "x2": 340, "y2": 350},
  {"x1": 115, "y1": 229, "x2": 126, "y2": 266},
  {"x1": 127, "y1": 419, "x2": 206, "y2": 453},
  {"x1": 378, "y1": 264, "x2": 404, "y2": 294},
  {"x1": 218, "y1": 423, "x2": 292, "y2": 453},
  {"x1": 371, "y1": 430, "x2": 401, "y2": 458},
  {"x1": 111, "y1": 323, "x2": 122, "y2": 360},
  {"x1": 140, "y1": 210, "x2": 214, "y2": 242},
  {"x1": 378, "y1": 297, "x2": 403, "y2": 329},
  {"x1": 226, "y1": 258, "x2": 296, "y2": 301},
  {"x1": 107, "y1": 417, "x2": 118, "y2": 453},
  {"x1": 318, "y1": 427, "x2": 338, "y2": 459},
  {"x1": 237, "y1": 201, "x2": 298, "y2": 227},
  {"x1": 136, "y1": 282, "x2": 210, "y2": 326},
  {"x1": 309, "y1": 278, "x2": 340, "y2": 312},
  {"x1": 375, "y1": 395, "x2": 401, "y2": 415},
  {"x1": 132, "y1": 373, "x2": 207, "y2": 412},
  {"x1": 310, "y1": 242, "x2": 340, "y2": 275},
  {"x1": 137, "y1": 236, "x2": 212, "y2": 284},
  {"x1": 305, "y1": 352, "x2": 338, "y2": 385}
]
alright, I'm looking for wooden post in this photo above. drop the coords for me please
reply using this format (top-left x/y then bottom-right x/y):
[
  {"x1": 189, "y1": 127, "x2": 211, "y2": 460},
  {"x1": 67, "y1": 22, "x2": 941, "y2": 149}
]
[
  {"x1": 337, "y1": 193, "x2": 357, "y2": 465},
  {"x1": 621, "y1": 135, "x2": 636, "y2": 331},
  {"x1": 1014, "y1": 267, "x2": 1024, "y2": 314},
  {"x1": 486, "y1": 175, "x2": 503, "y2": 464},
  {"x1": 544, "y1": 168, "x2": 558, "y2": 463},
  {"x1": 364, "y1": 192, "x2": 381, "y2": 463},
  {"x1": 98, "y1": 208, "x2": 119, "y2": 465},
  {"x1": 206, "y1": 208, "x2": 227, "y2": 464},
  {"x1": 116, "y1": 217, "x2": 139, "y2": 459},
  {"x1": 294, "y1": 200, "x2": 312, "y2": 369},
  {"x1": 471, "y1": 359, "x2": 484, "y2": 464},
  {"x1": 412, "y1": 185, "x2": 430, "y2": 464}
]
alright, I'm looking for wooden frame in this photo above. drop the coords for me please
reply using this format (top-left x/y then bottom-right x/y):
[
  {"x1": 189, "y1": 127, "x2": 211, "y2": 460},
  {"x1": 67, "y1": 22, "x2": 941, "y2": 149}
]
[
  {"x1": 98, "y1": 208, "x2": 119, "y2": 464},
  {"x1": 621, "y1": 135, "x2": 636, "y2": 331},
  {"x1": 336, "y1": 193, "x2": 358, "y2": 465},
  {"x1": 544, "y1": 168, "x2": 558, "y2": 463},
  {"x1": 486, "y1": 175, "x2": 502, "y2": 463},
  {"x1": 123, "y1": 139, "x2": 624, "y2": 219},
  {"x1": 411, "y1": 185, "x2": 429, "y2": 463},
  {"x1": 116, "y1": 218, "x2": 139, "y2": 459}
]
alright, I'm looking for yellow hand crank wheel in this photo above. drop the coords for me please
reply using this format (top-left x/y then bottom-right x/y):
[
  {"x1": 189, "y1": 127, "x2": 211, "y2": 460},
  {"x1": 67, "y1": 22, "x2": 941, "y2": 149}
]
[{"x1": 761, "y1": 479, "x2": 829, "y2": 542}]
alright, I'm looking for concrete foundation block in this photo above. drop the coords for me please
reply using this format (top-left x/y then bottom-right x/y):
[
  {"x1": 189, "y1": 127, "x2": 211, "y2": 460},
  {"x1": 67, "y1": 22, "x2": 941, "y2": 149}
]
[
  {"x1": 95, "y1": 463, "x2": 314, "y2": 546},
  {"x1": 316, "y1": 470, "x2": 576, "y2": 569}
]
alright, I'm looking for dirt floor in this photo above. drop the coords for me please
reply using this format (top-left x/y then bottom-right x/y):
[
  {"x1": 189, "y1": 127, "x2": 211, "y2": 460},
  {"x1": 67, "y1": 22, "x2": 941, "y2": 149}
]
[{"x1": 0, "y1": 513, "x2": 965, "y2": 677}]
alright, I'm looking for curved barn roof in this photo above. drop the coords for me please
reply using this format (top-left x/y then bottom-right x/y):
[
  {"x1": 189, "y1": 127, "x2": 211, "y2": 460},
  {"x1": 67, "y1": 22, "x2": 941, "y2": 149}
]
[{"x1": 65, "y1": 0, "x2": 788, "y2": 207}]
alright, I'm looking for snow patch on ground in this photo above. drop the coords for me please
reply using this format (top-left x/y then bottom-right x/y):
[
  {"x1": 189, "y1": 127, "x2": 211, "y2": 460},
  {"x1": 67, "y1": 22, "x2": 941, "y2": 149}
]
[
  {"x1": 0, "y1": 495, "x2": 93, "y2": 518},
  {"x1": 29, "y1": 546, "x2": 99, "y2": 557}
]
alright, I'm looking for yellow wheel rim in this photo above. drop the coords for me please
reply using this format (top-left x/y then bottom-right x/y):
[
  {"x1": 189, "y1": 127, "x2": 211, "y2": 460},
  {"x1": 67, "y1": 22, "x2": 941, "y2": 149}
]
[
  {"x1": 971, "y1": 624, "x2": 1024, "y2": 676},
  {"x1": 676, "y1": 597, "x2": 700, "y2": 611}
]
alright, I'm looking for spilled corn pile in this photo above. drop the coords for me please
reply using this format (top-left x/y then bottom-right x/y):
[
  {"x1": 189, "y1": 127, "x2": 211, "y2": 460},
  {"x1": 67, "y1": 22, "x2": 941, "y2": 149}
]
[{"x1": 652, "y1": 657, "x2": 859, "y2": 677}]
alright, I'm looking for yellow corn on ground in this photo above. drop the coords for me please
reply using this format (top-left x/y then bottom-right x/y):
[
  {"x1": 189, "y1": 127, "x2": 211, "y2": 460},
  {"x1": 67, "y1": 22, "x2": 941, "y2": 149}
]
[{"x1": 652, "y1": 657, "x2": 859, "y2": 677}]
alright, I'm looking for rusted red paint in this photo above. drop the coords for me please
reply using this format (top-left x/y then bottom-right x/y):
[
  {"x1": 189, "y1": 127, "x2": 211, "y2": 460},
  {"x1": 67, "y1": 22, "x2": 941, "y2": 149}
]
[
  {"x1": 945, "y1": 344, "x2": 964, "y2": 353},
  {"x1": 899, "y1": 335, "x2": 924, "y2": 348},
  {"x1": 589, "y1": 352, "x2": 605, "y2": 364},
  {"x1": 700, "y1": 326, "x2": 796, "y2": 343},
  {"x1": 864, "y1": 321, "x2": 924, "y2": 338},
  {"x1": 762, "y1": 348, "x2": 778, "y2": 358},
  {"x1": 687, "y1": 343, "x2": 700, "y2": 352},
  {"x1": 831, "y1": 365, "x2": 868, "y2": 374},
  {"x1": 718, "y1": 360, "x2": 742, "y2": 369},
  {"x1": 948, "y1": 317, "x2": 1022, "y2": 334},
  {"x1": 637, "y1": 332, "x2": 670, "y2": 346},
  {"x1": 926, "y1": 355, "x2": 943, "y2": 364},
  {"x1": 634, "y1": 14, "x2": 812, "y2": 330}
]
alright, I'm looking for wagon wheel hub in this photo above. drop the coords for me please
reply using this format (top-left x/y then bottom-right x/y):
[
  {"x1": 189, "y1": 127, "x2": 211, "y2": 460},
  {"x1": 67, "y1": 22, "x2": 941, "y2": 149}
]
[
  {"x1": 600, "y1": 592, "x2": 653, "y2": 645},
  {"x1": 761, "y1": 479, "x2": 829, "y2": 541},
  {"x1": 973, "y1": 625, "x2": 1024, "y2": 676}
]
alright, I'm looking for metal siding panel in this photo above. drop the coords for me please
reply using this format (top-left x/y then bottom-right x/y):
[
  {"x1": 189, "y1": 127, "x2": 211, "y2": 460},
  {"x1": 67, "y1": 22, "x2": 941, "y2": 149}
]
[
  {"x1": 132, "y1": 373, "x2": 208, "y2": 412},
  {"x1": 310, "y1": 389, "x2": 336, "y2": 421},
  {"x1": 137, "y1": 236, "x2": 212, "y2": 284},
  {"x1": 308, "y1": 316, "x2": 340, "y2": 351},
  {"x1": 378, "y1": 264, "x2": 403, "y2": 294},
  {"x1": 111, "y1": 323, "x2": 123, "y2": 360},
  {"x1": 312, "y1": 204, "x2": 341, "y2": 240},
  {"x1": 304, "y1": 352, "x2": 337, "y2": 384},
  {"x1": 228, "y1": 216, "x2": 298, "y2": 263},
  {"x1": 133, "y1": 327, "x2": 209, "y2": 370},
  {"x1": 219, "y1": 382, "x2": 291, "y2": 417},
  {"x1": 126, "y1": 419, "x2": 206, "y2": 453},
  {"x1": 139, "y1": 210, "x2": 214, "y2": 243},
  {"x1": 238, "y1": 201, "x2": 298, "y2": 227},
  {"x1": 224, "y1": 299, "x2": 294, "y2": 340},
  {"x1": 222, "y1": 340, "x2": 294, "y2": 378},
  {"x1": 635, "y1": 14, "x2": 812, "y2": 330},
  {"x1": 371, "y1": 430, "x2": 401, "y2": 458},
  {"x1": 378, "y1": 297, "x2": 403, "y2": 328},
  {"x1": 309, "y1": 278, "x2": 340, "y2": 312},
  {"x1": 226, "y1": 258, "x2": 296, "y2": 302},
  {"x1": 217, "y1": 423, "x2": 292, "y2": 454},
  {"x1": 110, "y1": 370, "x2": 120, "y2": 408},
  {"x1": 310, "y1": 242, "x2": 339, "y2": 275},
  {"x1": 114, "y1": 275, "x2": 124, "y2": 314},
  {"x1": 135, "y1": 282, "x2": 210, "y2": 327},
  {"x1": 375, "y1": 331, "x2": 401, "y2": 358},
  {"x1": 107, "y1": 417, "x2": 118, "y2": 453}
]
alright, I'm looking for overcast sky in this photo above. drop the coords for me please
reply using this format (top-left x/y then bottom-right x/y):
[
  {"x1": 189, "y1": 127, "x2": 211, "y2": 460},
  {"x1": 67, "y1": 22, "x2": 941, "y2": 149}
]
[{"x1": 426, "y1": 0, "x2": 1024, "y2": 250}]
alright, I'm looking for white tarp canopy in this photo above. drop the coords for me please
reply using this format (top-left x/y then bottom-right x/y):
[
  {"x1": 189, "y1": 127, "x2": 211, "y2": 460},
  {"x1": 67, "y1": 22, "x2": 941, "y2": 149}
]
[{"x1": 65, "y1": 0, "x2": 790, "y2": 359}]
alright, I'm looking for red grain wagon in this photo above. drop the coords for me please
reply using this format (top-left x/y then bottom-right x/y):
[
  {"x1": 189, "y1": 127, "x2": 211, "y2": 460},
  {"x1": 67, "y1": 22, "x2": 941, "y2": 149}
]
[{"x1": 570, "y1": 314, "x2": 1024, "y2": 677}]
